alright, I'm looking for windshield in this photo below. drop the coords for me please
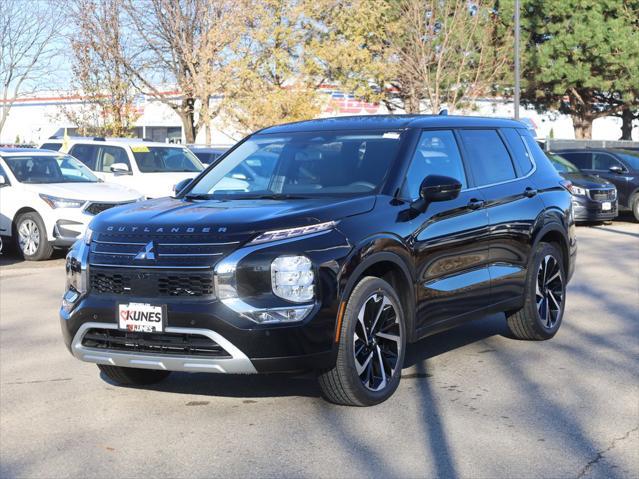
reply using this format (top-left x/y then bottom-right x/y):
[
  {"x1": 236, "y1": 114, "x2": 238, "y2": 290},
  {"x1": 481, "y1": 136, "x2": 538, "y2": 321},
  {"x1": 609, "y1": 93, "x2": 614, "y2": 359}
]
[
  {"x1": 132, "y1": 146, "x2": 204, "y2": 173},
  {"x1": 185, "y1": 130, "x2": 404, "y2": 199},
  {"x1": 548, "y1": 153, "x2": 580, "y2": 173},
  {"x1": 616, "y1": 150, "x2": 639, "y2": 170},
  {"x1": 3, "y1": 155, "x2": 99, "y2": 183}
]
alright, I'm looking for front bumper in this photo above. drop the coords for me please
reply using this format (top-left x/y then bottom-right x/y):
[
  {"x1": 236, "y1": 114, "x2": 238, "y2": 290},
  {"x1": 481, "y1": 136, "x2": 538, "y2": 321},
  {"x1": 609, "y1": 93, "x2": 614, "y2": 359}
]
[
  {"x1": 572, "y1": 198, "x2": 618, "y2": 222},
  {"x1": 60, "y1": 229, "x2": 351, "y2": 374}
]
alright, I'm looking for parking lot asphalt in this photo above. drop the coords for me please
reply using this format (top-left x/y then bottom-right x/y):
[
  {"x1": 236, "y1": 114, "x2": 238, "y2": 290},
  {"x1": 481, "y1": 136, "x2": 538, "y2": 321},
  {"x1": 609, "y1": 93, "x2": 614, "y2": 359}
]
[{"x1": 1, "y1": 218, "x2": 638, "y2": 479}]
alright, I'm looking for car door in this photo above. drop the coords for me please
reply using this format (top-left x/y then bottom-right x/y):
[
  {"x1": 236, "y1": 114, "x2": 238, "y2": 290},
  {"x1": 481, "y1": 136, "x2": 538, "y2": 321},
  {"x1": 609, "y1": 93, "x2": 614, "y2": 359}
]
[
  {"x1": 591, "y1": 152, "x2": 633, "y2": 207},
  {"x1": 404, "y1": 130, "x2": 492, "y2": 334},
  {"x1": 458, "y1": 128, "x2": 545, "y2": 305}
]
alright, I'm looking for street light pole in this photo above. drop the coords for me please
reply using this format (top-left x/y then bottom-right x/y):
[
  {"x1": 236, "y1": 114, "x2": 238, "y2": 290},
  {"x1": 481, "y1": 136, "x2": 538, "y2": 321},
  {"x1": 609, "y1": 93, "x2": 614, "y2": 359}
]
[{"x1": 514, "y1": 0, "x2": 521, "y2": 120}]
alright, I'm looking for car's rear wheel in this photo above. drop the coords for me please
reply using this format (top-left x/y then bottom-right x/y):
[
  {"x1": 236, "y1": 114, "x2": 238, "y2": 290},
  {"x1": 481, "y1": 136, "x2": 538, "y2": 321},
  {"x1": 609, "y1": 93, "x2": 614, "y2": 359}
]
[
  {"x1": 98, "y1": 365, "x2": 171, "y2": 386},
  {"x1": 506, "y1": 242, "x2": 566, "y2": 340},
  {"x1": 318, "y1": 276, "x2": 406, "y2": 406},
  {"x1": 15, "y1": 212, "x2": 53, "y2": 261}
]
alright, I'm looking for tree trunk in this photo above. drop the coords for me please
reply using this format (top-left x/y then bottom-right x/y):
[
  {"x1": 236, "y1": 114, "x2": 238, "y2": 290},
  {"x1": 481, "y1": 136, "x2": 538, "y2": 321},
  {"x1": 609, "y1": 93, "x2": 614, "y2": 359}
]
[
  {"x1": 572, "y1": 114, "x2": 593, "y2": 139},
  {"x1": 620, "y1": 106, "x2": 634, "y2": 140},
  {"x1": 179, "y1": 97, "x2": 197, "y2": 143}
]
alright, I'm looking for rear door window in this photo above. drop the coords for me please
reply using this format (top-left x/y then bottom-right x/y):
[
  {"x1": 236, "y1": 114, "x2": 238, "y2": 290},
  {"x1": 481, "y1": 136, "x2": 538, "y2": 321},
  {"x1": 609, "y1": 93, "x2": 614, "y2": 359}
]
[
  {"x1": 401, "y1": 130, "x2": 467, "y2": 199},
  {"x1": 69, "y1": 144, "x2": 100, "y2": 170},
  {"x1": 458, "y1": 129, "x2": 516, "y2": 186}
]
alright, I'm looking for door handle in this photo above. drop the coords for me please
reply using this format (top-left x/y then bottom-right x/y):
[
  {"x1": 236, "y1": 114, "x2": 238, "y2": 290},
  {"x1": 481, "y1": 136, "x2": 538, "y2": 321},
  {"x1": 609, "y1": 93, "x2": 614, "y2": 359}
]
[
  {"x1": 467, "y1": 198, "x2": 485, "y2": 210},
  {"x1": 524, "y1": 187, "x2": 538, "y2": 198}
]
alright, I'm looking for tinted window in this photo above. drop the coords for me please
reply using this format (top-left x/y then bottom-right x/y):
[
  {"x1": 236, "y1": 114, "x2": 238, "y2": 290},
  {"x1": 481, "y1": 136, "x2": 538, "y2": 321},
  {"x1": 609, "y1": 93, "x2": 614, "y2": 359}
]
[
  {"x1": 402, "y1": 130, "x2": 466, "y2": 199},
  {"x1": 3, "y1": 155, "x2": 99, "y2": 183},
  {"x1": 0, "y1": 163, "x2": 9, "y2": 184},
  {"x1": 99, "y1": 146, "x2": 130, "y2": 173},
  {"x1": 559, "y1": 152, "x2": 592, "y2": 169},
  {"x1": 69, "y1": 144, "x2": 100, "y2": 170},
  {"x1": 615, "y1": 151, "x2": 639, "y2": 170},
  {"x1": 593, "y1": 153, "x2": 623, "y2": 171},
  {"x1": 132, "y1": 147, "x2": 203, "y2": 173},
  {"x1": 40, "y1": 143, "x2": 62, "y2": 151},
  {"x1": 188, "y1": 130, "x2": 403, "y2": 197},
  {"x1": 459, "y1": 130, "x2": 516, "y2": 185},
  {"x1": 502, "y1": 128, "x2": 533, "y2": 175},
  {"x1": 548, "y1": 154, "x2": 580, "y2": 173}
]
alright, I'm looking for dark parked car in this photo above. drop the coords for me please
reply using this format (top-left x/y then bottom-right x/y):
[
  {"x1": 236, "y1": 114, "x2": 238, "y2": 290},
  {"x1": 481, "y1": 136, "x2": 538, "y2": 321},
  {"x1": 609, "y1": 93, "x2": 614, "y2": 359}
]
[
  {"x1": 554, "y1": 148, "x2": 639, "y2": 221},
  {"x1": 188, "y1": 146, "x2": 229, "y2": 166},
  {"x1": 547, "y1": 153, "x2": 617, "y2": 222},
  {"x1": 61, "y1": 115, "x2": 577, "y2": 406}
]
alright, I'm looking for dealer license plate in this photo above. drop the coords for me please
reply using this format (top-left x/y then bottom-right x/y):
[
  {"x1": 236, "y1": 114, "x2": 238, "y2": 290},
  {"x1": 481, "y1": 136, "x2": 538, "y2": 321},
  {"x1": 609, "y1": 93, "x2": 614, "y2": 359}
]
[
  {"x1": 118, "y1": 303, "x2": 166, "y2": 332},
  {"x1": 601, "y1": 201, "x2": 612, "y2": 211}
]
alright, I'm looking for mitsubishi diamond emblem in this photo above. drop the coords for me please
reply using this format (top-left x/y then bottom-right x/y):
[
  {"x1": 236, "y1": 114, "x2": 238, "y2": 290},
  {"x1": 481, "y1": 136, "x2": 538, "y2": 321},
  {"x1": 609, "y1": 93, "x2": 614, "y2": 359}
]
[{"x1": 135, "y1": 241, "x2": 156, "y2": 260}]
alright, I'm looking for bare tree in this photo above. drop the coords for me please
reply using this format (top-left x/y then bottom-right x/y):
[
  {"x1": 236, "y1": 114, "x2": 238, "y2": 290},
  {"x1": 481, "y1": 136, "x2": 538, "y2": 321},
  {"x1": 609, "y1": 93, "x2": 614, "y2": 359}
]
[
  {"x1": 64, "y1": 0, "x2": 139, "y2": 137},
  {"x1": 389, "y1": 0, "x2": 512, "y2": 113},
  {"x1": 117, "y1": 0, "x2": 247, "y2": 143},
  {"x1": 0, "y1": 0, "x2": 62, "y2": 135}
]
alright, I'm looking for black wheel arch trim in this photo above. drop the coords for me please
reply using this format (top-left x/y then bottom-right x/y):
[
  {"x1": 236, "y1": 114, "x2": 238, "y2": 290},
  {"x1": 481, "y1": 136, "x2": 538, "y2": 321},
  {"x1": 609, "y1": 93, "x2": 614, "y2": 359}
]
[{"x1": 338, "y1": 241, "x2": 416, "y2": 342}]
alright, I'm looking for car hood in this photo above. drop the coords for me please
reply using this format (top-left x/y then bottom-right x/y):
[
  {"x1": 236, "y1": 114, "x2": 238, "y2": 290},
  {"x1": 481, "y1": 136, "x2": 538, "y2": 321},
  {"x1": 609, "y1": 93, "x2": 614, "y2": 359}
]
[
  {"x1": 22, "y1": 182, "x2": 141, "y2": 202},
  {"x1": 559, "y1": 172, "x2": 614, "y2": 189},
  {"x1": 91, "y1": 195, "x2": 376, "y2": 241}
]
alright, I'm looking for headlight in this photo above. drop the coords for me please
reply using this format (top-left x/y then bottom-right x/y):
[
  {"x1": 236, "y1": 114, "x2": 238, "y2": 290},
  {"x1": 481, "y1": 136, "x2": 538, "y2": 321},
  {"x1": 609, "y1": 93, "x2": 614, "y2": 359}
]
[
  {"x1": 249, "y1": 221, "x2": 337, "y2": 245},
  {"x1": 39, "y1": 194, "x2": 86, "y2": 209},
  {"x1": 271, "y1": 255, "x2": 314, "y2": 303},
  {"x1": 83, "y1": 226, "x2": 93, "y2": 245},
  {"x1": 568, "y1": 185, "x2": 587, "y2": 196}
]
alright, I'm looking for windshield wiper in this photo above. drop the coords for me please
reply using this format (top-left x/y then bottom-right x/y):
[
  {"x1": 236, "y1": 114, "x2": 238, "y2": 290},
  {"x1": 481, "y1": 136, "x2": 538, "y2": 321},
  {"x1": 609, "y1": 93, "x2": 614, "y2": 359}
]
[
  {"x1": 232, "y1": 193, "x2": 310, "y2": 200},
  {"x1": 183, "y1": 193, "x2": 214, "y2": 201}
]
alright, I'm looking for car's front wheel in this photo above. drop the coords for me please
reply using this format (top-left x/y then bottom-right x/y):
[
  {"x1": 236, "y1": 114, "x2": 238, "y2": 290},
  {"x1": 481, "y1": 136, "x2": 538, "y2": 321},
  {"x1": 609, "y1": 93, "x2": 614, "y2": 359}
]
[
  {"x1": 506, "y1": 242, "x2": 566, "y2": 340},
  {"x1": 318, "y1": 276, "x2": 406, "y2": 406},
  {"x1": 98, "y1": 365, "x2": 171, "y2": 386},
  {"x1": 631, "y1": 193, "x2": 639, "y2": 222},
  {"x1": 15, "y1": 212, "x2": 53, "y2": 261}
]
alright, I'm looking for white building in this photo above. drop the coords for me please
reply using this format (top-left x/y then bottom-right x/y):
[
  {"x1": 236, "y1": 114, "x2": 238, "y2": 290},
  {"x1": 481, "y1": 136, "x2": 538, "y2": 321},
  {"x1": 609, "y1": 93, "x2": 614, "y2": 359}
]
[{"x1": 1, "y1": 88, "x2": 636, "y2": 145}]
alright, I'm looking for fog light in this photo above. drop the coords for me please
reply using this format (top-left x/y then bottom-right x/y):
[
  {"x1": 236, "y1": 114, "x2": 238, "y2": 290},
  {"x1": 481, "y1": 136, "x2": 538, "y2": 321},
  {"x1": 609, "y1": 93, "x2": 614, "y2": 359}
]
[
  {"x1": 245, "y1": 305, "x2": 313, "y2": 324},
  {"x1": 271, "y1": 256, "x2": 314, "y2": 303}
]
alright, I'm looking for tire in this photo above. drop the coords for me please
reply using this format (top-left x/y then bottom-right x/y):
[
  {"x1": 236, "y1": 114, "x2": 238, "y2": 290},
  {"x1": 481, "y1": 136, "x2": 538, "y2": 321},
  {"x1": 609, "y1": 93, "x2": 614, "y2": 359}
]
[
  {"x1": 506, "y1": 242, "x2": 566, "y2": 340},
  {"x1": 98, "y1": 364, "x2": 171, "y2": 386},
  {"x1": 318, "y1": 276, "x2": 406, "y2": 406},
  {"x1": 631, "y1": 194, "x2": 639, "y2": 222},
  {"x1": 14, "y1": 212, "x2": 53, "y2": 261}
]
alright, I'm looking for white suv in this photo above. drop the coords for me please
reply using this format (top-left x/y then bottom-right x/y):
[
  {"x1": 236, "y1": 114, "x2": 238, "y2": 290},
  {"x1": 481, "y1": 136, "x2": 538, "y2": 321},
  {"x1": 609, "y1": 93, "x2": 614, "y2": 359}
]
[
  {"x1": 42, "y1": 138, "x2": 208, "y2": 198},
  {"x1": 0, "y1": 148, "x2": 141, "y2": 260}
]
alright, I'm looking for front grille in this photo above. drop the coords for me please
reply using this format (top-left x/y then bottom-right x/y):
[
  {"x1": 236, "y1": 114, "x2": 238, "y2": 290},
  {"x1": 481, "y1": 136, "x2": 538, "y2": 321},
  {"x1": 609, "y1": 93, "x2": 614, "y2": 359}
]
[
  {"x1": 89, "y1": 233, "x2": 240, "y2": 268},
  {"x1": 85, "y1": 202, "x2": 133, "y2": 216},
  {"x1": 589, "y1": 189, "x2": 616, "y2": 201},
  {"x1": 89, "y1": 267, "x2": 215, "y2": 297},
  {"x1": 81, "y1": 328, "x2": 231, "y2": 357}
]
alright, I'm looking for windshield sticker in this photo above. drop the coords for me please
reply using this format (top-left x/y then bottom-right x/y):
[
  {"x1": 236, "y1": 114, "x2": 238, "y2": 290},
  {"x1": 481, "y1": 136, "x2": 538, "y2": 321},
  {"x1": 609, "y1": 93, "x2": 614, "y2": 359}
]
[{"x1": 131, "y1": 145, "x2": 150, "y2": 153}]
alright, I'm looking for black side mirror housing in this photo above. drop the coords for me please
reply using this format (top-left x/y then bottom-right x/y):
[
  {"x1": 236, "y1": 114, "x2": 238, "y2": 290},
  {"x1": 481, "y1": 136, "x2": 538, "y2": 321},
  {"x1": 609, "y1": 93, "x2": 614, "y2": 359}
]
[
  {"x1": 173, "y1": 178, "x2": 192, "y2": 196},
  {"x1": 609, "y1": 165, "x2": 624, "y2": 174},
  {"x1": 411, "y1": 175, "x2": 462, "y2": 211}
]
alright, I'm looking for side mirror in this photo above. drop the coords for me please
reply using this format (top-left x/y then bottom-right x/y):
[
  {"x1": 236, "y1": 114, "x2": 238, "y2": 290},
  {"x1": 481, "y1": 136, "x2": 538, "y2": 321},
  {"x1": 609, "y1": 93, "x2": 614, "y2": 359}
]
[
  {"x1": 609, "y1": 165, "x2": 624, "y2": 174},
  {"x1": 110, "y1": 163, "x2": 130, "y2": 174},
  {"x1": 0, "y1": 174, "x2": 7, "y2": 186},
  {"x1": 411, "y1": 175, "x2": 462, "y2": 211},
  {"x1": 173, "y1": 178, "x2": 192, "y2": 196}
]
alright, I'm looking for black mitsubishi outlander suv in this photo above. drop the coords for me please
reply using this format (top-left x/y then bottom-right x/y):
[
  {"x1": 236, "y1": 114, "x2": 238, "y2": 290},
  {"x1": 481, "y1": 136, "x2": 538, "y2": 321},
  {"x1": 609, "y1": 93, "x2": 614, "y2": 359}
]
[{"x1": 61, "y1": 115, "x2": 577, "y2": 406}]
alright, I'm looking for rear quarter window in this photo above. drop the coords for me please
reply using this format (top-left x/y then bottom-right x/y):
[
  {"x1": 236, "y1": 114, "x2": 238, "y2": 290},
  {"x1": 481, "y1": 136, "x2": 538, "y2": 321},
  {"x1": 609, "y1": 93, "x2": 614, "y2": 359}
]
[{"x1": 502, "y1": 128, "x2": 533, "y2": 176}]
